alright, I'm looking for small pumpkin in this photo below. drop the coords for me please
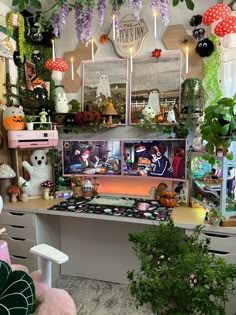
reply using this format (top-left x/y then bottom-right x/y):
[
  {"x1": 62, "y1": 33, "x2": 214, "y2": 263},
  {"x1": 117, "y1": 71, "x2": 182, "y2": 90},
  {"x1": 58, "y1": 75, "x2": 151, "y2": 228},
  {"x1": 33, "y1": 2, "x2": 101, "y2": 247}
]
[
  {"x1": 3, "y1": 106, "x2": 26, "y2": 131},
  {"x1": 159, "y1": 189, "x2": 177, "y2": 207}
]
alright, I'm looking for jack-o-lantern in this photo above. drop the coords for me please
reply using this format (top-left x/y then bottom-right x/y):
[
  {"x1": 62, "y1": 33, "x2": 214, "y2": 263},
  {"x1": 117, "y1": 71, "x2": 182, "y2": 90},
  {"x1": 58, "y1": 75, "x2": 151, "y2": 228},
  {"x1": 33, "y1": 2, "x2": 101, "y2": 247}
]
[
  {"x1": 159, "y1": 189, "x2": 177, "y2": 208},
  {"x1": 3, "y1": 106, "x2": 26, "y2": 131}
]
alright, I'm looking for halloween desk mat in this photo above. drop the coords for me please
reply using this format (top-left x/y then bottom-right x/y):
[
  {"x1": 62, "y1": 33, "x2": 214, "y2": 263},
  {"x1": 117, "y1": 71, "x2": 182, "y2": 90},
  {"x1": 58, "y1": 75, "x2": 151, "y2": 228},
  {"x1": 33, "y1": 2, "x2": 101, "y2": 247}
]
[{"x1": 48, "y1": 196, "x2": 172, "y2": 221}]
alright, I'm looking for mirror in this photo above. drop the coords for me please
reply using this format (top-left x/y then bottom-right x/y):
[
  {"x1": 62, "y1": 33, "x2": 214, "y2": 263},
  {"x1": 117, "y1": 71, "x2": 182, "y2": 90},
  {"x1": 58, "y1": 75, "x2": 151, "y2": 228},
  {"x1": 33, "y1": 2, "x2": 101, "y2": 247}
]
[{"x1": 129, "y1": 50, "x2": 182, "y2": 124}]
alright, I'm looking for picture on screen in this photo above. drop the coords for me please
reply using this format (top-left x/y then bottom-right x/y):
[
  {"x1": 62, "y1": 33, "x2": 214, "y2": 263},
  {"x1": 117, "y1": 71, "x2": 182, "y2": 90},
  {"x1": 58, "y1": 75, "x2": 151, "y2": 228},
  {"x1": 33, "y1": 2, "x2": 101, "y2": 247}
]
[
  {"x1": 123, "y1": 139, "x2": 186, "y2": 179},
  {"x1": 62, "y1": 140, "x2": 122, "y2": 176}
]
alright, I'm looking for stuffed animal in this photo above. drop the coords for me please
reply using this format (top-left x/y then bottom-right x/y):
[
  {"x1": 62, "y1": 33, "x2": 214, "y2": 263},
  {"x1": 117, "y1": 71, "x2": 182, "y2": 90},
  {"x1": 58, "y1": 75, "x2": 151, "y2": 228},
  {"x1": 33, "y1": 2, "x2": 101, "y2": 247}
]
[
  {"x1": 192, "y1": 115, "x2": 207, "y2": 152},
  {"x1": 18, "y1": 149, "x2": 52, "y2": 196},
  {"x1": 166, "y1": 109, "x2": 176, "y2": 123},
  {"x1": 2, "y1": 105, "x2": 26, "y2": 131},
  {"x1": 55, "y1": 92, "x2": 70, "y2": 113},
  {"x1": 142, "y1": 106, "x2": 155, "y2": 121}
]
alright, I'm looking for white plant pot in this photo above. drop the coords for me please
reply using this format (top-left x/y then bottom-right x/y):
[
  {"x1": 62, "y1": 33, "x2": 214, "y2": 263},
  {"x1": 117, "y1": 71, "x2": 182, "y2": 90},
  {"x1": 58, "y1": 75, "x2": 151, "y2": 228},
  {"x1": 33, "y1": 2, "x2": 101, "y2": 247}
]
[{"x1": 26, "y1": 122, "x2": 34, "y2": 130}]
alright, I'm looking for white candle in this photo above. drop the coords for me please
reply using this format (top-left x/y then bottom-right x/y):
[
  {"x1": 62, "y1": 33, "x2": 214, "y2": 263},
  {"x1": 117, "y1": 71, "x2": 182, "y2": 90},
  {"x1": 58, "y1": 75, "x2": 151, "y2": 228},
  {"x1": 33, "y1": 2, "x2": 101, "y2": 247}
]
[
  {"x1": 71, "y1": 57, "x2": 74, "y2": 81},
  {"x1": 153, "y1": 12, "x2": 157, "y2": 39},
  {"x1": 112, "y1": 14, "x2": 116, "y2": 41},
  {"x1": 91, "y1": 38, "x2": 94, "y2": 62},
  {"x1": 185, "y1": 45, "x2": 189, "y2": 74},
  {"x1": 130, "y1": 48, "x2": 133, "y2": 73},
  {"x1": 52, "y1": 39, "x2": 55, "y2": 61}
]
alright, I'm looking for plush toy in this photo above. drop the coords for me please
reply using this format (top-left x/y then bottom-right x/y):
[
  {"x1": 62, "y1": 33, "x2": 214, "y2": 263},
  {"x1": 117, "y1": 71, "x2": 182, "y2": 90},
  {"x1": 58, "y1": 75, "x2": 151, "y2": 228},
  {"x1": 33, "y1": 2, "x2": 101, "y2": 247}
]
[
  {"x1": 55, "y1": 92, "x2": 70, "y2": 113},
  {"x1": 2, "y1": 105, "x2": 26, "y2": 131},
  {"x1": 18, "y1": 149, "x2": 52, "y2": 196},
  {"x1": 192, "y1": 115, "x2": 207, "y2": 152},
  {"x1": 147, "y1": 90, "x2": 160, "y2": 116},
  {"x1": 142, "y1": 106, "x2": 155, "y2": 120},
  {"x1": 166, "y1": 109, "x2": 176, "y2": 123}
]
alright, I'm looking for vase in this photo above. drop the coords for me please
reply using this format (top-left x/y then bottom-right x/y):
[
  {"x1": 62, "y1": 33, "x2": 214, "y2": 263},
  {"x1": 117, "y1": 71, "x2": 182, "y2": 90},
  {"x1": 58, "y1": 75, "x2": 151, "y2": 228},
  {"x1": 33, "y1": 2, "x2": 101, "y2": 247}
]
[{"x1": 73, "y1": 186, "x2": 83, "y2": 198}]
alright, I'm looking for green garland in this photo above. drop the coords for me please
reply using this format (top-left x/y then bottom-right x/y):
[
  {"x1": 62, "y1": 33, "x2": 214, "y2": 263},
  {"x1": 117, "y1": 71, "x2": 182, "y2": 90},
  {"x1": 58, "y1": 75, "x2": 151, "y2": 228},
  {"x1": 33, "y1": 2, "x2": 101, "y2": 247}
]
[{"x1": 202, "y1": 34, "x2": 222, "y2": 108}]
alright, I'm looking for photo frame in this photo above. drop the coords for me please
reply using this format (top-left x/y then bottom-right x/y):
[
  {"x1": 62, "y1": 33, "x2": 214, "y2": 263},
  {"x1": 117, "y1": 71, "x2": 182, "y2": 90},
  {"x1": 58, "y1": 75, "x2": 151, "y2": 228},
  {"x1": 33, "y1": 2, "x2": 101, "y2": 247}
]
[
  {"x1": 24, "y1": 60, "x2": 36, "y2": 91},
  {"x1": 82, "y1": 59, "x2": 128, "y2": 125},
  {"x1": 129, "y1": 50, "x2": 182, "y2": 124}
]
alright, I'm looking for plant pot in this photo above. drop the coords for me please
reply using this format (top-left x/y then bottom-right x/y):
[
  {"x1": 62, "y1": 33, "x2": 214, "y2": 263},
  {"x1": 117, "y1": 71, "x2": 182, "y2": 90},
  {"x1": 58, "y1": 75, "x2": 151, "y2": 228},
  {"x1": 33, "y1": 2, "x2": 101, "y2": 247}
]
[
  {"x1": 26, "y1": 122, "x2": 34, "y2": 130},
  {"x1": 73, "y1": 186, "x2": 83, "y2": 198}
]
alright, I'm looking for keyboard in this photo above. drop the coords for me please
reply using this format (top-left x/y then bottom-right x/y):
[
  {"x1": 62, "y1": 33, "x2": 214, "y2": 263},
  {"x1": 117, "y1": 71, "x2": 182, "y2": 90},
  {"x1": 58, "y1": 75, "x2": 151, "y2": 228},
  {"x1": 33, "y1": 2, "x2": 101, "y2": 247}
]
[{"x1": 88, "y1": 196, "x2": 135, "y2": 208}]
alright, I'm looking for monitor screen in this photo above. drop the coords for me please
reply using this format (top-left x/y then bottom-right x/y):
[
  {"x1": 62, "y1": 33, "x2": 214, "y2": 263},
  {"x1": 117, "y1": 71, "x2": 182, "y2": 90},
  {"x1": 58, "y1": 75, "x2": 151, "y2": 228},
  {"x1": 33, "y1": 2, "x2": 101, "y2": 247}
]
[
  {"x1": 62, "y1": 140, "x2": 122, "y2": 176},
  {"x1": 123, "y1": 139, "x2": 187, "y2": 179}
]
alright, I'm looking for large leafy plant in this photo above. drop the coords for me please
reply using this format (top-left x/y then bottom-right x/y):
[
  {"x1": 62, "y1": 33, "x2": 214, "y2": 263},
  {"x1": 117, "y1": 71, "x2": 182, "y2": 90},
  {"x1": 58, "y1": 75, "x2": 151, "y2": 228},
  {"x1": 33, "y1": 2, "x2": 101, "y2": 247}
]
[
  {"x1": 201, "y1": 94, "x2": 236, "y2": 163},
  {"x1": 127, "y1": 219, "x2": 236, "y2": 315}
]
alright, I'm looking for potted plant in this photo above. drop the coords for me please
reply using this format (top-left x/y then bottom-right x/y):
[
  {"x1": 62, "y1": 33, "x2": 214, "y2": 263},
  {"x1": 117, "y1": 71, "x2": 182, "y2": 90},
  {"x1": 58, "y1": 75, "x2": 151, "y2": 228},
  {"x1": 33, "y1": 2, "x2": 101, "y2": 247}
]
[
  {"x1": 24, "y1": 115, "x2": 35, "y2": 130},
  {"x1": 127, "y1": 219, "x2": 236, "y2": 315},
  {"x1": 70, "y1": 175, "x2": 83, "y2": 198},
  {"x1": 201, "y1": 94, "x2": 236, "y2": 164},
  {"x1": 207, "y1": 208, "x2": 225, "y2": 226}
]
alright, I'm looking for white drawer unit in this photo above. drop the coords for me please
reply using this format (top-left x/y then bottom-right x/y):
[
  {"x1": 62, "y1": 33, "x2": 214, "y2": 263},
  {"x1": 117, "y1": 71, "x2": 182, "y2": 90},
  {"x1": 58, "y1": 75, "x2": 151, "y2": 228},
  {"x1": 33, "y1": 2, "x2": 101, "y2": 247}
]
[{"x1": 0, "y1": 210, "x2": 37, "y2": 272}]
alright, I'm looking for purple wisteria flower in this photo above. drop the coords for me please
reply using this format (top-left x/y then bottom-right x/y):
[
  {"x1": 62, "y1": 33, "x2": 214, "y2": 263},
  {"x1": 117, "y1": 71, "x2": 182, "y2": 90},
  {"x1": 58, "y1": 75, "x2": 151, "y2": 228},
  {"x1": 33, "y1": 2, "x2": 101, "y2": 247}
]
[
  {"x1": 97, "y1": 0, "x2": 106, "y2": 26},
  {"x1": 74, "y1": 4, "x2": 93, "y2": 46},
  {"x1": 150, "y1": 0, "x2": 158, "y2": 13},
  {"x1": 112, "y1": 3, "x2": 121, "y2": 37},
  {"x1": 60, "y1": 3, "x2": 70, "y2": 30},
  {"x1": 128, "y1": 0, "x2": 143, "y2": 20},
  {"x1": 74, "y1": 4, "x2": 84, "y2": 42},
  {"x1": 83, "y1": 6, "x2": 93, "y2": 46},
  {"x1": 52, "y1": 13, "x2": 60, "y2": 38},
  {"x1": 159, "y1": 0, "x2": 170, "y2": 25}
]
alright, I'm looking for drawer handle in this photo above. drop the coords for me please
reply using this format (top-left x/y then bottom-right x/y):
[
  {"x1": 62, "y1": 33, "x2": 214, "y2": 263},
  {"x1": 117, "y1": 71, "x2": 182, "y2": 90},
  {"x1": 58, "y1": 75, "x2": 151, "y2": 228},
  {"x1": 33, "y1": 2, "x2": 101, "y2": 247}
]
[
  {"x1": 9, "y1": 237, "x2": 26, "y2": 241},
  {"x1": 10, "y1": 225, "x2": 24, "y2": 229},
  {"x1": 11, "y1": 255, "x2": 27, "y2": 259},
  {"x1": 203, "y1": 233, "x2": 230, "y2": 238},
  {"x1": 8, "y1": 212, "x2": 24, "y2": 216},
  {"x1": 209, "y1": 250, "x2": 230, "y2": 255}
]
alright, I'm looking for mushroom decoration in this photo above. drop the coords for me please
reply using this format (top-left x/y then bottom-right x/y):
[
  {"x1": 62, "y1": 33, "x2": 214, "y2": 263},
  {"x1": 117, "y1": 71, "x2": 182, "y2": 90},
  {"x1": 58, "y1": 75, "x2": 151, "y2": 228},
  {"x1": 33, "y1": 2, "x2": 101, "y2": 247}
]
[
  {"x1": 102, "y1": 100, "x2": 118, "y2": 125},
  {"x1": 41, "y1": 180, "x2": 54, "y2": 200},
  {"x1": 202, "y1": 4, "x2": 231, "y2": 32},
  {"x1": 7, "y1": 186, "x2": 20, "y2": 203},
  {"x1": 214, "y1": 15, "x2": 236, "y2": 48},
  {"x1": 0, "y1": 164, "x2": 16, "y2": 202},
  {"x1": 45, "y1": 57, "x2": 68, "y2": 83}
]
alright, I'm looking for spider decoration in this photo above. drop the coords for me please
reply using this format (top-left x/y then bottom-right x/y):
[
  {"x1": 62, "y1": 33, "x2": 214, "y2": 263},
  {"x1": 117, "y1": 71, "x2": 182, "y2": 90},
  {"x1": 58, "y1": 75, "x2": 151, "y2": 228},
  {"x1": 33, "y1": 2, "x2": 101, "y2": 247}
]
[{"x1": 189, "y1": 14, "x2": 214, "y2": 58}]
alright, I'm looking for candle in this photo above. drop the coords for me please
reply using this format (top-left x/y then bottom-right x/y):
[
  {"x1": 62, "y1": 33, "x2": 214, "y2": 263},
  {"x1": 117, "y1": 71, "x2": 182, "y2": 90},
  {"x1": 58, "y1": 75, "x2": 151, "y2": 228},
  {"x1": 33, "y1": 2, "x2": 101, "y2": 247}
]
[
  {"x1": 112, "y1": 14, "x2": 116, "y2": 41},
  {"x1": 130, "y1": 48, "x2": 133, "y2": 73},
  {"x1": 153, "y1": 12, "x2": 157, "y2": 39},
  {"x1": 51, "y1": 39, "x2": 55, "y2": 61},
  {"x1": 71, "y1": 57, "x2": 74, "y2": 81},
  {"x1": 91, "y1": 38, "x2": 94, "y2": 62},
  {"x1": 185, "y1": 45, "x2": 189, "y2": 74}
]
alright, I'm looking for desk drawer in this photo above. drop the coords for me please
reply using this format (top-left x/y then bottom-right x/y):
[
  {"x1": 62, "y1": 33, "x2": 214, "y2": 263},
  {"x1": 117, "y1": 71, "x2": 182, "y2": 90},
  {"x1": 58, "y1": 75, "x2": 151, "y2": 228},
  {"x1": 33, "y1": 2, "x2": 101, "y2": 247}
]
[
  {"x1": 1, "y1": 236, "x2": 35, "y2": 258},
  {"x1": 10, "y1": 256, "x2": 37, "y2": 273},
  {"x1": 1, "y1": 211, "x2": 34, "y2": 227},
  {"x1": 0, "y1": 224, "x2": 34, "y2": 240}
]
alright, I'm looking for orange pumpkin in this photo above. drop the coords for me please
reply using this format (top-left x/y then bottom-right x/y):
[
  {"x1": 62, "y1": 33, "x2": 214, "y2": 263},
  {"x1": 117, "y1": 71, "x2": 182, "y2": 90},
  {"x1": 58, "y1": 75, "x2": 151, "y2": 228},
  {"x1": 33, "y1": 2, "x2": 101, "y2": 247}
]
[
  {"x1": 3, "y1": 106, "x2": 26, "y2": 131},
  {"x1": 159, "y1": 189, "x2": 177, "y2": 208}
]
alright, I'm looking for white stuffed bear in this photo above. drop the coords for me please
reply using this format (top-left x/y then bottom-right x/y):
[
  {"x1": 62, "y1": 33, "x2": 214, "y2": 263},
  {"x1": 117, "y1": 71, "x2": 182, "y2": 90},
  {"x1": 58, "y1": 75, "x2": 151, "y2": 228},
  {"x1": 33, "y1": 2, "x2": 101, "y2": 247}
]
[
  {"x1": 192, "y1": 115, "x2": 207, "y2": 152},
  {"x1": 18, "y1": 150, "x2": 52, "y2": 196},
  {"x1": 142, "y1": 106, "x2": 155, "y2": 121},
  {"x1": 55, "y1": 92, "x2": 70, "y2": 113}
]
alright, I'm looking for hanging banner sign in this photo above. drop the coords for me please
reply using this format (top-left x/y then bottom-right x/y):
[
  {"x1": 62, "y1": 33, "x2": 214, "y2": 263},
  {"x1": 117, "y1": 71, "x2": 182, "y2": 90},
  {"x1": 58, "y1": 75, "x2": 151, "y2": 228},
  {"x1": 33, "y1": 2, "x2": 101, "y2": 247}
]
[{"x1": 108, "y1": 15, "x2": 149, "y2": 58}]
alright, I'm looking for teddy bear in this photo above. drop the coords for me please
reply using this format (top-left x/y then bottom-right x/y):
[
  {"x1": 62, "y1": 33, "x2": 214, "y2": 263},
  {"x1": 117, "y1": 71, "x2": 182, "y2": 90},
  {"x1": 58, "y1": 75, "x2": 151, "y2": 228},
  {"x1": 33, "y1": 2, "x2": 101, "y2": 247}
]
[
  {"x1": 55, "y1": 92, "x2": 70, "y2": 113},
  {"x1": 18, "y1": 149, "x2": 53, "y2": 196},
  {"x1": 192, "y1": 114, "x2": 207, "y2": 152}
]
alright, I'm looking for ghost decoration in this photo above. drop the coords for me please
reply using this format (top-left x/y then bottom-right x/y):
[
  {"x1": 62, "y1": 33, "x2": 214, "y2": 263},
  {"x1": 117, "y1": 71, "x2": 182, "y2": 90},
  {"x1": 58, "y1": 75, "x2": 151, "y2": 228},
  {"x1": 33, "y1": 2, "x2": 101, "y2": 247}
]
[
  {"x1": 166, "y1": 109, "x2": 176, "y2": 123},
  {"x1": 96, "y1": 74, "x2": 111, "y2": 99},
  {"x1": 147, "y1": 90, "x2": 160, "y2": 116}
]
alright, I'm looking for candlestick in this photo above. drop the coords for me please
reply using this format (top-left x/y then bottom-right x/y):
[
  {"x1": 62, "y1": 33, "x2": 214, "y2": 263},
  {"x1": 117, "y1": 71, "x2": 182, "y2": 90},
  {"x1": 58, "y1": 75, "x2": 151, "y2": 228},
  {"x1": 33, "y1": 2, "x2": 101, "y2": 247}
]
[
  {"x1": 130, "y1": 48, "x2": 133, "y2": 73},
  {"x1": 91, "y1": 38, "x2": 94, "y2": 62},
  {"x1": 71, "y1": 57, "x2": 74, "y2": 81},
  {"x1": 112, "y1": 14, "x2": 116, "y2": 41},
  {"x1": 51, "y1": 39, "x2": 55, "y2": 61},
  {"x1": 185, "y1": 45, "x2": 189, "y2": 74},
  {"x1": 153, "y1": 12, "x2": 157, "y2": 39}
]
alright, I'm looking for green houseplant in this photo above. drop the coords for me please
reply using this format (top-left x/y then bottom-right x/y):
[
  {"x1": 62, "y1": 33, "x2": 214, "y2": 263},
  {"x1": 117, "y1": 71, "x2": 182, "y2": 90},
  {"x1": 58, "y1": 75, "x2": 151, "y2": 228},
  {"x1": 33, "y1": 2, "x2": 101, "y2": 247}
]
[
  {"x1": 127, "y1": 219, "x2": 236, "y2": 315},
  {"x1": 201, "y1": 94, "x2": 236, "y2": 164}
]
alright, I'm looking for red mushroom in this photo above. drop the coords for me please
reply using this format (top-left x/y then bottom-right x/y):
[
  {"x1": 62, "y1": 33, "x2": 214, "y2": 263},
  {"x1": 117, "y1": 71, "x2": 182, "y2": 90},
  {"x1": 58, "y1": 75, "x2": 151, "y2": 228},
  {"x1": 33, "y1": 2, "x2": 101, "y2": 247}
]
[
  {"x1": 45, "y1": 57, "x2": 68, "y2": 82},
  {"x1": 202, "y1": 4, "x2": 231, "y2": 32},
  {"x1": 214, "y1": 15, "x2": 236, "y2": 48},
  {"x1": 7, "y1": 186, "x2": 20, "y2": 203},
  {"x1": 41, "y1": 180, "x2": 54, "y2": 200}
]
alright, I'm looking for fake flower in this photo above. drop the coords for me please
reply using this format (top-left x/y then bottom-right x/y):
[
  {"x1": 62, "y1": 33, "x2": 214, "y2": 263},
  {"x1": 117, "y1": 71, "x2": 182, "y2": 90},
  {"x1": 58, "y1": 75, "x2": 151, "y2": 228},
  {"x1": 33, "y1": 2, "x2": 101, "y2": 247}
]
[
  {"x1": 97, "y1": 0, "x2": 106, "y2": 26},
  {"x1": 100, "y1": 34, "x2": 107, "y2": 45},
  {"x1": 152, "y1": 48, "x2": 162, "y2": 58}
]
